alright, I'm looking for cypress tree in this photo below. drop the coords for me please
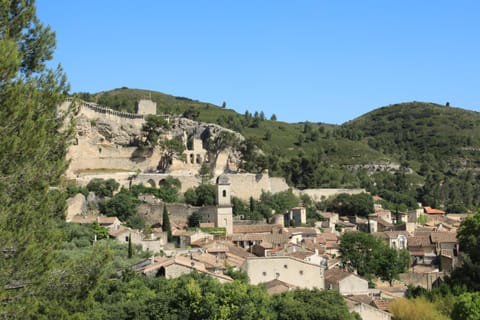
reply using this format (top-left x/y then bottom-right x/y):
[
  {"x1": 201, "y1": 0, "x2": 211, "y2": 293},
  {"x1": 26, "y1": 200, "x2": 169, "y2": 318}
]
[
  {"x1": 0, "y1": 1, "x2": 73, "y2": 316},
  {"x1": 162, "y1": 204, "x2": 172, "y2": 242},
  {"x1": 128, "y1": 233, "x2": 133, "y2": 258}
]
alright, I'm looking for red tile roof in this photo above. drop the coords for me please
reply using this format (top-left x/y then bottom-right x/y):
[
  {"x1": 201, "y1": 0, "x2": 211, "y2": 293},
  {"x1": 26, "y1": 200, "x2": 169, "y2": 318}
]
[{"x1": 424, "y1": 206, "x2": 445, "y2": 215}]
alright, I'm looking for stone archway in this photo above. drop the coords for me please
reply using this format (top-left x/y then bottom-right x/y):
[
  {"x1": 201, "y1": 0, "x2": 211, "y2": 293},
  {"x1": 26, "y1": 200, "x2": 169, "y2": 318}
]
[{"x1": 147, "y1": 179, "x2": 156, "y2": 188}]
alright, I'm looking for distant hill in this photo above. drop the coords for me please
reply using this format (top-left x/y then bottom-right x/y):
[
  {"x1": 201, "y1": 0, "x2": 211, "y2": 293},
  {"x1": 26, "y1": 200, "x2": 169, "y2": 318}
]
[
  {"x1": 74, "y1": 88, "x2": 480, "y2": 211},
  {"x1": 343, "y1": 102, "x2": 480, "y2": 172}
]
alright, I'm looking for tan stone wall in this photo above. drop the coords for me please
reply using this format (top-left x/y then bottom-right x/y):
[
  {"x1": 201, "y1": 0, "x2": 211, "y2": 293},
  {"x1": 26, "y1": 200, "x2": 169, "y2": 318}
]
[
  {"x1": 338, "y1": 276, "x2": 369, "y2": 295},
  {"x1": 227, "y1": 173, "x2": 271, "y2": 201},
  {"x1": 245, "y1": 256, "x2": 324, "y2": 289},
  {"x1": 68, "y1": 138, "x2": 162, "y2": 174},
  {"x1": 298, "y1": 188, "x2": 367, "y2": 202}
]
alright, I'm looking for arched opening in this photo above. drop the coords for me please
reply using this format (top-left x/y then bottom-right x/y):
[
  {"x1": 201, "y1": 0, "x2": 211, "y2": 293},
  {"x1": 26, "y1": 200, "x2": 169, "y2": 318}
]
[
  {"x1": 159, "y1": 179, "x2": 167, "y2": 187},
  {"x1": 196, "y1": 154, "x2": 202, "y2": 164},
  {"x1": 222, "y1": 190, "x2": 227, "y2": 197},
  {"x1": 156, "y1": 266, "x2": 166, "y2": 278},
  {"x1": 190, "y1": 153, "x2": 194, "y2": 164},
  {"x1": 147, "y1": 179, "x2": 156, "y2": 188}
]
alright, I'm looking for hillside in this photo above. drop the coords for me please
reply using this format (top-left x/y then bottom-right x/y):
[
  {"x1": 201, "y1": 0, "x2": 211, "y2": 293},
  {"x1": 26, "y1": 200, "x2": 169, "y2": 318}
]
[
  {"x1": 343, "y1": 102, "x2": 480, "y2": 172},
  {"x1": 75, "y1": 89, "x2": 480, "y2": 211}
]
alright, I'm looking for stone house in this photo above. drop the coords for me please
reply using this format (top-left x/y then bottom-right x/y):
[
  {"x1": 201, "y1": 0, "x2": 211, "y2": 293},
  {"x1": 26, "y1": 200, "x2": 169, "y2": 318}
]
[
  {"x1": 140, "y1": 255, "x2": 233, "y2": 283},
  {"x1": 243, "y1": 256, "x2": 325, "y2": 290},
  {"x1": 109, "y1": 227, "x2": 167, "y2": 253},
  {"x1": 324, "y1": 268, "x2": 369, "y2": 295},
  {"x1": 319, "y1": 212, "x2": 339, "y2": 232},
  {"x1": 373, "y1": 231, "x2": 408, "y2": 250},
  {"x1": 408, "y1": 232, "x2": 437, "y2": 266},
  {"x1": 172, "y1": 229, "x2": 214, "y2": 248},
  {"x1": 344, "y1": 296, "x2": 392, "y2": 320},
  {"x1": 287, "y1": 227, "x2": 319, "y2": 244}
]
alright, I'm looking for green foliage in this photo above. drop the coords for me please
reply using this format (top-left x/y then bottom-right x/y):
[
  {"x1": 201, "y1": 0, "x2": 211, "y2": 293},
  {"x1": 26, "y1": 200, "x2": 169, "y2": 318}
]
[
  {"x1": 450, "y1": 212, "x2": 480, "y2": 291},
  {"x1": 452, "y1": 292, "x2": 480, "y2": 320},
  {"x1": 162, "y1": 205, "x2": 172, "y2": 242},
  {"x1": 86, "y1": 178, "x2": 120, "y2": 198},
  {"x1": 324, "y1": 193, "x2": 374, "y2": 217},
  {"x1": 0, "y1": 1, "x2": 73, "y2": 316},
  {"x1": 389, "y1": 297, "x2": 449, "y2": 320},
  {"x1": 141, "y1": 114, "x2": 170, "y2": 148},
  {"x1": 184, "y1": 184, "x2": 216, "y2": 206},
  {"x1": 457, "y1": 212, "x2": 480, "y2": 263},
  {"x1": 260, "y1": 190, "x2": 299, "y2": 217},
  {"x1": 66, "y1": 184, "x2": 89, "y2": 198},
  {"x1": 158, "y1": 138, "x2": 186, "y2": 170},
  {"x1": 187, "y1": 211, "x2": 203, "y2": 228},
  {"x1": 271, "y1": 289, "x2": 359, "y2": 320},
  {"x1": 91, "y1": 221, "x2": 109, "y2": 240},
  {"x1": 100, "y1": 188, "x2": 139, "y2": 222},
  {"x1": 339, "y1": 232, "x2": 409, "y2": 284},
  {"x1": 199, "y1": 227, "x2": 226, "y2": 237},
  {"x1": 131, "y1": 176, "x2": 181, "y2": 202},
  {"x1": 182, "y1": 106, "x2": 200, "y2": 120},
  {"x1": 224, "y1": 266, "x2": 249, "y2": 283},
  {"x1": 198, "y1": 162, "x2": 213, "y2": 183}
]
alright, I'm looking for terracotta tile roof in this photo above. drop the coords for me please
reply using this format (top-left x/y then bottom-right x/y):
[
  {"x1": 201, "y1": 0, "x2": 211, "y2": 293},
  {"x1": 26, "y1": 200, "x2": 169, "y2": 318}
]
[
  {"x1": 321, "y1": 232, "x2": 338, "y2": 242},
  {"x1": 286, "y1": 227, "x2": 319, "y2": 235},
  {"x1": 376, "y1": 217, "x2": 393, "y2": 227},
  {"x1": 263, "y1": 279, "x2": 296, "y2": 295},
  {"x1": 424, "y1": 206, "x2": 445, "y2": 215},
  {"x1": 289, "y1": 251, "x2": 314, "y2": 261},
  {"x1": 408, "y1": 235, "x2": 432, "y2": 247},
  {"x1": 192, "y1": 252, "x2": 224, "y2": 269},
  {"x1": 207, "y1": 246, "x2": 228, "y2": 253},
  {"x1": 372, "y1": 298, "x2": 390, "y2": 312},
  {"x1": 233, "y1": 224, "x2": 283, "y2": 234},
  {"x1": 325, "y1": 268, "x2": 356, "y2": 283},
  {"x1": 225, "y1": 252, "x2": 245, "y2": 268},
  {"x1": 430, "y1": 232, "x2": 457, "y2": 244}
]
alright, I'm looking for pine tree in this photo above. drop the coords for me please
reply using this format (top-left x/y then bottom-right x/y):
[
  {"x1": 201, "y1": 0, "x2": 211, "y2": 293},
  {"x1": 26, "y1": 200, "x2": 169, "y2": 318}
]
[
  {"x1": 0, "y1": 1, "x2": 73, "y2": 316},
  {"x1": 162, "y1": 205, "x2": 172, "y2": 242}
]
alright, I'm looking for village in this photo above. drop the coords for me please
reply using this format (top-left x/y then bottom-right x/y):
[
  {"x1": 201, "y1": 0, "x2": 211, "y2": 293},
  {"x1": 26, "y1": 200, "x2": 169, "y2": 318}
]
[{"x1": 63, "y1": 99, "x2": 465, "y2": 320}]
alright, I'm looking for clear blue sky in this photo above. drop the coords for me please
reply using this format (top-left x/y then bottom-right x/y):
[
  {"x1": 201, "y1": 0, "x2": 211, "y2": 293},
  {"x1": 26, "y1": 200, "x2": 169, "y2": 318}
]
[{"x1": 37, "y1": 1, "x2": 480, "y2": 124}]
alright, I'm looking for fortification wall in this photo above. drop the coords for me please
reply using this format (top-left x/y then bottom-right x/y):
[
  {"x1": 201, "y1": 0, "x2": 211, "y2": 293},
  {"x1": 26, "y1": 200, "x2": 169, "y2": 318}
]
[
  {"x1": 298, "y1": 188, "x2": 367, "y2": 201},
  {"x1": 68, "y1": 139, "x2": 162, "y2": 175},
  {"x1": 62, "y1": 99, "x2": 146, "y2": 129},
  {"x1": 227, "y1": 173, "x2": 271, "y2": 201}
]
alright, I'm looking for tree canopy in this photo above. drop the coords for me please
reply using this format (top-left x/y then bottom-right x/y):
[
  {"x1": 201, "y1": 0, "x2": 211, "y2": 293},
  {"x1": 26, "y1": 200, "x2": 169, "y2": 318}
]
[{"x1": 0, "y1": 0, "x2": 73, "y2": 316}]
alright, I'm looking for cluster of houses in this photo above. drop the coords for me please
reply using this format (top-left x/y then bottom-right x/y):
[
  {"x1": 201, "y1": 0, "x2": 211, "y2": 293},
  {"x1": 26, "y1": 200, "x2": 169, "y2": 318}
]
[{"x1": 68, "y1": 176, "x2": 466, "y2": 320}]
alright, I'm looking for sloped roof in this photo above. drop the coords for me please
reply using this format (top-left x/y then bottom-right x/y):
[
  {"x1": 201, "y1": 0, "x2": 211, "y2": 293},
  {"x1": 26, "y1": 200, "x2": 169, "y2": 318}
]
[
  {"x1": 424, "y1": 206, "x2": 445, "y2": 215},
  {"x1": 325, "y1": 268, "x2": 359, "y2": 283},
  {"x1": 263, "y1": 279, "x2": 296, "y2": 295},
  {"x1": 289, "y1": 250, "x2": 314, "y2": 261},
  {"x1": 233, "y1": 224, "x2": 283, "y2": 234},
  {"x1": 430, "y1": 232, "x2": 457, "y2": 244}
]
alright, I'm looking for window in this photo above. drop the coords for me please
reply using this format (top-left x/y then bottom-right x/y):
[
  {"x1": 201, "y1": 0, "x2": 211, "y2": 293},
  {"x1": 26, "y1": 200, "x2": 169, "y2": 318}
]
[
  {"x1": 262, "y1": 271, "x2": 267, "y2": 276},
  {"x1": 222, "y1": 190, "x2": 227, "y2": 197},
  {"x1": 284, "y1": 264, "x2": 288, "y2": 269},
  {"x1": 299, "y1": 270, "x2": 303, "y2": 275},
  {"x1": 125, "y1": 236, "x2": 129, "y2": 242},
  {"x1": 275, "y1": 272, "x2": 280, "y2": 278}
]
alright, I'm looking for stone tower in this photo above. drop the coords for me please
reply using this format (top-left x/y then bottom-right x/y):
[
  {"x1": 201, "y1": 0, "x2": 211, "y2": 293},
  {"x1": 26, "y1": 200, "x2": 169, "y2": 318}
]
[{"x1": 215, "y1": 174, "x2": 233, "y2": 235}]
